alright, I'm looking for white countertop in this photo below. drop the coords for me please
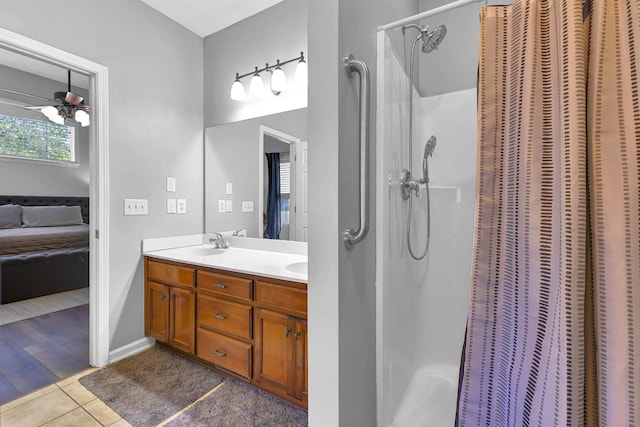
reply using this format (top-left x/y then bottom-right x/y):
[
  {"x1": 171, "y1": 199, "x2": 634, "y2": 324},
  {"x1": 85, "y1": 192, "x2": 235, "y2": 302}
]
[{"x1": 142, "y1": 234, "x2": 308, "y2": 283}]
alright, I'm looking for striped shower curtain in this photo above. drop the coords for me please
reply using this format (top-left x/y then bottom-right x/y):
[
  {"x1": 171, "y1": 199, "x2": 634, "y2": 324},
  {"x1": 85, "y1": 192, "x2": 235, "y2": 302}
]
[{"x1": 457, "y1": 0, "x2": 640, "y2": 425}]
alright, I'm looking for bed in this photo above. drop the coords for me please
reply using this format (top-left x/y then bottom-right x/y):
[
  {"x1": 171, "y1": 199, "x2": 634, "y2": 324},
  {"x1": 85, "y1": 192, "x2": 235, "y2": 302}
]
[{"x1": 0, "y1": 196, "x2": 90, "y2": 304}]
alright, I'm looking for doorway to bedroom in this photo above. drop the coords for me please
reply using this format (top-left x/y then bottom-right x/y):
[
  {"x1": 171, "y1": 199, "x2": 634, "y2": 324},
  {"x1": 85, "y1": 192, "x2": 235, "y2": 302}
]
[{"x1": 0, "y1": 29, "x2": 109, "y2": 405}]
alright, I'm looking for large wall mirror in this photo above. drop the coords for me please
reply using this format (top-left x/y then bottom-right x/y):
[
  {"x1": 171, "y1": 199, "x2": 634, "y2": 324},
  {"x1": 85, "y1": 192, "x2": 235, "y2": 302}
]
[{"x1": 204, "y1": 108, "x2": 307, "y2": 241}]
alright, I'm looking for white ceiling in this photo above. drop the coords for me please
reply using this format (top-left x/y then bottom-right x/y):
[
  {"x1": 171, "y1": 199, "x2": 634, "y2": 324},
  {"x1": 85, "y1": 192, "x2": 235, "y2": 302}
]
[{"x1": 139, "y1": 0, "x2": 285, "y2": 37}]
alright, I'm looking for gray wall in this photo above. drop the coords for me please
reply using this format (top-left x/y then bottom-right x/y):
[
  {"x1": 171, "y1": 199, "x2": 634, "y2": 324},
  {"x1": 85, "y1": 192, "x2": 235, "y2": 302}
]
[
  {"x1": 308, "y1": 0, "x2": 420, "y2": 425},
  {"x1": 0, "y1": 0, "x2": 204, "y2": 350},
  {"x1": 203, "y1": 0, "x2": 308, "y2": 127},
  {"x1": 0, "y1": 64, "x2": 90, "y2": 197},
  {"x1": 204, "y1": 108, "x2": 307, "y2": 237},
  {"x1": 418, "y1": 0, "x2": 479, "y2": 96}
]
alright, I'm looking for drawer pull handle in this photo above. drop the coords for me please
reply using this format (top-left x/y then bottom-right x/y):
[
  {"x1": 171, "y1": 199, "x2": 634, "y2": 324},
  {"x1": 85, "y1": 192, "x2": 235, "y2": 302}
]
[
  {"x1": 213, "y1": 283, "x2": 227, "y2": 289},
  {"x1": 285, "y1": 326, "x2": 291, "y2": 337},
  {"x1": 161, "y1": 294, "x2": 169, "y2": 301},
  {"x1": 294, "y1": 330, "x2": 301, "y2": 341},
  {"x1": 213, "y1": 313, "x2": 227, "y2": 320},
  {"x1": 213, "y1": 350, "x2": 227, "y2": 357}
]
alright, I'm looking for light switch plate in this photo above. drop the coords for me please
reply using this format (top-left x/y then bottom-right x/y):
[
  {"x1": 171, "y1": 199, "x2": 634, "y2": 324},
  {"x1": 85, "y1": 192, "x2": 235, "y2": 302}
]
[
  {"x1": 225, "y1": 200, "x2": 233, "y2": 212},
  {"x1": 225, "y1": 182, "x2": 233, "y2": 195},
  {"x1": 218, "y1": 200, "x2": 226, "y2": 213},
  {"x1": 124, "y1": 199, "x2": 148, "y2": 216},
  {"x1": 177, "y1": 199, "x2": 187, "y2": 214},
  {"x1": 166, "y1": 177, "x2": 176, "y2": 192},
  {"x1": 242, "y1": 201, "x2": 254, "y2": 212},
  {"x1": 167, "y1": 199, "x2": 176, "y2": 214}
]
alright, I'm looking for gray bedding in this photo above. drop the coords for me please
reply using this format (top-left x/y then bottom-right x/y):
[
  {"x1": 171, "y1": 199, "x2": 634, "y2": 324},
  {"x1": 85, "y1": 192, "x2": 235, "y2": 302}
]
[{"x1": 0, "y1": 224, "x2": 90, "y2": 255}]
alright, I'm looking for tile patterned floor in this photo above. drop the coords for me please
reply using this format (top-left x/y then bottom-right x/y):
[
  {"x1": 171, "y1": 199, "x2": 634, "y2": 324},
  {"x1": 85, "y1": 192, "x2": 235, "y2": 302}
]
[{"x1": 0, "y1": 369, "x2": 131, "y2": 427}]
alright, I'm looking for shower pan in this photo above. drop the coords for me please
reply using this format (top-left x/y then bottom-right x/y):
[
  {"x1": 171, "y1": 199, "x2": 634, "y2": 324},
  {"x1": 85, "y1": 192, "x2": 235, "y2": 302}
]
[{"x1": 376, "y1": 6, "x2": 479, "y2": 427}]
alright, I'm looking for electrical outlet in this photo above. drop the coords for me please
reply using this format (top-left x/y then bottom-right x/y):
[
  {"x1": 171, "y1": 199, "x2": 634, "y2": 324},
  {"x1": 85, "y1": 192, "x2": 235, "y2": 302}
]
[
  {"x1": 242, "y1": 201, "x2": 254, "y2": 212},
  {"x1": 225, "y1": 182, "x2": 233, "y2": 195},
  {"x1": 225, "y1": 200, "x2": 233, "y2": 212},
  {"x1": 167, "y1": 199, "x2": 176, "y2": 214},
  {"x1": 124, "y1": 199, "x2": 148, "y2": 216},
  {"x1": 167, "y1": 177, "x2": 176, "y2": 192},
  {"x1": 177, "y1": 199, "x2": 187, "y2": 214},
  {"x1": 218, "y1": 200, "x2": 226, "y2": 213}
]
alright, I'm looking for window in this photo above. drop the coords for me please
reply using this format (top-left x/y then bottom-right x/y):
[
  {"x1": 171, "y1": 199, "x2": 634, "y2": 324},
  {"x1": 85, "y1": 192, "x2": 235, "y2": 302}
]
[
  {"x1": 280, "y1": 153, "x2": 291, "y2": 227},
  {"x1": 0, "y1": 113, "x2": 76, "y2": 163}
]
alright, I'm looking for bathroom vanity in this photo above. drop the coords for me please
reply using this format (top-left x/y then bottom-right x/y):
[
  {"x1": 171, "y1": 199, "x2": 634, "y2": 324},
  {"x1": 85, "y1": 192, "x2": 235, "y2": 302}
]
[{"x1": 142, "y1": 235, "x2": 308, "y2": 409}]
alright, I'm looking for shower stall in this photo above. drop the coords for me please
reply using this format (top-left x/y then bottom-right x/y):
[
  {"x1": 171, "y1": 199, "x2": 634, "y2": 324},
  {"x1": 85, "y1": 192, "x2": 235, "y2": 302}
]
[{"x1": 375, "y1": 2, "x2": 480, "y2": 426}]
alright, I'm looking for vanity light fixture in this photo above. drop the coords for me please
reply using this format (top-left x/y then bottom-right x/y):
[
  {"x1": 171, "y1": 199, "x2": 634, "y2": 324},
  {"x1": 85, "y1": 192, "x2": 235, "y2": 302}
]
[{"x1": 230, "y1": 51, "x2": 307, "y2": 100}]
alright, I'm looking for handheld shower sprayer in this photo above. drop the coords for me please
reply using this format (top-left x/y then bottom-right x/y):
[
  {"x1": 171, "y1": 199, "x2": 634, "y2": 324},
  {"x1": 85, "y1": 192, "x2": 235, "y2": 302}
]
[
  {"x1": 401, "y1": 135, "x2": 436, "y2": 199},
  {"x1": 423, "y1": 136, "x2": 436, "y2": 183}
]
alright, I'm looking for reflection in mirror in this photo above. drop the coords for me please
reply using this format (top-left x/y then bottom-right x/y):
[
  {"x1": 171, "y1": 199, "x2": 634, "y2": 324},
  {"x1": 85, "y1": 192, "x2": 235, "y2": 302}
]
[{"x1": 205, "y1": 108, "x2": 307, "y2": 241}]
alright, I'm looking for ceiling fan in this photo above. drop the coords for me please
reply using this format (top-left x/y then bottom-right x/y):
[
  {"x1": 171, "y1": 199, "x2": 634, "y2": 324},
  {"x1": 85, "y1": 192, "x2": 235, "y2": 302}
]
[{"x1": 0, "y1": 70, "x2": 90, "y2": 127}]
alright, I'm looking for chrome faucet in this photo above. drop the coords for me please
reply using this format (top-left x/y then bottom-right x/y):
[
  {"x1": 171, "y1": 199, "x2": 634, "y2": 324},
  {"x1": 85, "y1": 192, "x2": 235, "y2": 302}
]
[{"x1": 209, "y1": 232, "x2": 229, "y2": 249}]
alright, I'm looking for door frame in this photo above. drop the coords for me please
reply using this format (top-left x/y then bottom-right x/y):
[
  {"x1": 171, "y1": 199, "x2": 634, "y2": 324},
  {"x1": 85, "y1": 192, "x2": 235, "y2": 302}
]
[
  {"x1": 259, "y1": 125, "x2": 301, "y2": 240},
  {"x1": 0, "y1": 27, "x2": 110, "y2": 366}
]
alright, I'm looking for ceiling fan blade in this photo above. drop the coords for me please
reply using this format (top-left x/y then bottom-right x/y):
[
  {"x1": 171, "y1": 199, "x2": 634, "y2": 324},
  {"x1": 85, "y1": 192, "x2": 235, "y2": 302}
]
[
  {"x1": 0, "y1": 88, "x2": 56, "y2": 103},
  {"x1": 23, "y1": 105, "x2": 54, "y2": 110}
]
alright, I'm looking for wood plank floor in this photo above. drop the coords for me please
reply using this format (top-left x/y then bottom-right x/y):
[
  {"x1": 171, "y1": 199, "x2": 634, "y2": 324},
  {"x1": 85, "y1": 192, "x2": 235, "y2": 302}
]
[{"x1": 0, "y1": 304, "x2": 89, "y2": 405}]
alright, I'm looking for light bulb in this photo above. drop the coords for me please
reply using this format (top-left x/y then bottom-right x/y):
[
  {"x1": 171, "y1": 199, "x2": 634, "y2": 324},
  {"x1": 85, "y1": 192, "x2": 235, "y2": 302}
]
[
  {"x1": 295, "y1": 57, "x2": 308, "y2": 88},
  {"x1": 230, "y1": 74, "x2": 246, "y2": 101},
  {"x1": 49, "y1": 114, "x2": 65, "y2": 125},
  {"x1": 75, "y1": 109, "x2": 90, "y2": 127},
  {"x1": 41, "y1": 106, "x2": 59, "y2": 119},
  {"x1": 249, "y1": 72, "x2": 264, "y2": 97},
  {"x1": 270, "y1": 62, "x2": 287, "y2": 94}
]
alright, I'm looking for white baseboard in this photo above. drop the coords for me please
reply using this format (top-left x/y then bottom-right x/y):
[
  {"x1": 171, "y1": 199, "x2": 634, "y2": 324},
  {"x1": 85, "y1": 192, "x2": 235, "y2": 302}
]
[{"x1": 108, "y1": 337, "x2": 155, "y2": 364}]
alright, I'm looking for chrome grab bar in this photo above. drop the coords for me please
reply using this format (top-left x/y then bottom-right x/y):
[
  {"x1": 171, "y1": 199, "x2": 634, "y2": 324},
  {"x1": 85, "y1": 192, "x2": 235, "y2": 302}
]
[{"x1": 343, "y1": 53, "x2": 370, "y2": 249}]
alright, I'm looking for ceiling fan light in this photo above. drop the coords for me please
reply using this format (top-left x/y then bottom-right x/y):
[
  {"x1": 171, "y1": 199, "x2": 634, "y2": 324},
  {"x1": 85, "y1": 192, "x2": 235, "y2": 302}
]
[
  {"x1": 230, "y1": 75, "x2": 245, "y2": 101},
  {"x1": 271, "y1": 65, "x2": 287, "y2": 94},
  {"x1": 49, "y1": 114, "x2": 65, "y2": 125},
  {"x1": 41, "y1": 106, "x2": 59, "y2": 120},
  {"x1": 249, "y1": 71, "x2": 264, "y2": 97},
  {"x1": 75, "y1": 109, "x2": 90, "y2": 127}
]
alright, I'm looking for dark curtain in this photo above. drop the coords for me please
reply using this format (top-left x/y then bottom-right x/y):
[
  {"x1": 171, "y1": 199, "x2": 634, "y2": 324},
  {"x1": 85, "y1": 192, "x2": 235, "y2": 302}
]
[{"x1": 264, "y1": 153, "x2": 281, "y2": 239}]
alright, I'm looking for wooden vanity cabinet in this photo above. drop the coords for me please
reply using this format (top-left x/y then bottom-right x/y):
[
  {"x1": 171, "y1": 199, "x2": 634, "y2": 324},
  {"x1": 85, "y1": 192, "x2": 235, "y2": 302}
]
[
  {"x1": 144, "y1": 257, "x2": 307, "y2": 409},
  {"x1": 196, "y1": 270, "x2": 254, "y2": 379},
  {"x1": 144, "y1": 259, "x2": 195, "y2": 354},
  {"x1": 253, "y1": 280, "x2": 308, "y2": 407}
]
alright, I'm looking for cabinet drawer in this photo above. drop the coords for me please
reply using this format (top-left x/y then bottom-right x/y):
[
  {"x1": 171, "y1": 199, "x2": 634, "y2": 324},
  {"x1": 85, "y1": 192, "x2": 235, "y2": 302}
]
[
  {"x1": 197, "y1": 328, "x2": 251, "y2": 378},
  {"x1": 147, "y1": 260, "x2": 195, "y2": 287},
  {"x1": 197, "y1": 294, "x2": 252, "y2": 339},
  {"x1": 198, "y1": 271, "x2": 252, "y2": 301},
  {"x1": 255, "y1": 281, "x2": 307, "y2": 316}
]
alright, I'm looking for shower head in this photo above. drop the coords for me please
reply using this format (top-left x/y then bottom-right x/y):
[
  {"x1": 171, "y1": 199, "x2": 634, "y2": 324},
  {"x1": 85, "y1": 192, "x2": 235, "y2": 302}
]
[
  {"x1": 425, "y1": 135, "x2": 437, "y2": 157},
  {"x1": 422, "y1": 25, "x2": 447, "y2": 53},
  {"x1": 402, "y1": 23, "x2": 447, "y2": 54}
]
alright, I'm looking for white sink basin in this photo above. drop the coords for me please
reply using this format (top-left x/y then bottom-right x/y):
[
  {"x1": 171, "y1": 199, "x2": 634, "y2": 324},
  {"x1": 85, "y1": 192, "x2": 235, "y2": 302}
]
[
  {"x1": 181, "y1": 245, "x2": 225, "y2": 256},
  {"x1": 284, "y1": 261, "x2": 308, "y2": 275}
]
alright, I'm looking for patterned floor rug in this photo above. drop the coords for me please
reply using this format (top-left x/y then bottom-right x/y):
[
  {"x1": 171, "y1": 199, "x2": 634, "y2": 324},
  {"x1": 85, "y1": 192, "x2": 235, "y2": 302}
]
[
  {"x1": 164, "y1": 378, "x2": 308, "y2": 427},
  {"x1": 79, "y1": 346, "x2": 224, "y2": 426}
]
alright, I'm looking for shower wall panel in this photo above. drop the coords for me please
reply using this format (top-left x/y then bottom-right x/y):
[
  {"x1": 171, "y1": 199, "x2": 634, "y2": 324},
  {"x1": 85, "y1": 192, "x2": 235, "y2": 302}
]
[{"x1": 376, "y1": 31, "x2": 476, "y2": 426}]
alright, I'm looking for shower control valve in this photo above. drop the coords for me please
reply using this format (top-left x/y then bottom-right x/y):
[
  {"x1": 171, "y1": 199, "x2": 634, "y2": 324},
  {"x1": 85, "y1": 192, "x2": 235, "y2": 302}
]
[{"x1": 400, "y1": 169, "x2": 421, "y2": 199}]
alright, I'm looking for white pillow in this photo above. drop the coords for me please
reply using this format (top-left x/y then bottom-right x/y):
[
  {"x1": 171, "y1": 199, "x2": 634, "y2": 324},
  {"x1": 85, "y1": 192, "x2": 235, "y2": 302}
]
[
  {"x1": 0, "y1": 204, "x2": 22, "y2": 229},
  {"x1": 22, "y1": 205, "x2": 84, "y2": 227}
]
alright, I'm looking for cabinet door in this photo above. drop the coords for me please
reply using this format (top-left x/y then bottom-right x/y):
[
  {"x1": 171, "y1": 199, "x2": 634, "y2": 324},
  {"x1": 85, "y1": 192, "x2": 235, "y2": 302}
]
[
  {"x1": 254, "y1": 308, "x2": 292, "y2": 394},
  {"x1": 169, "y1": 286, "x2": 195, "y2": 354},
  {"x1": 146, "y1": 281, "x2": 169, "y2": 343},
  {"x1": 293, "y1": 319, "x2": 308, "y2": 404}
]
